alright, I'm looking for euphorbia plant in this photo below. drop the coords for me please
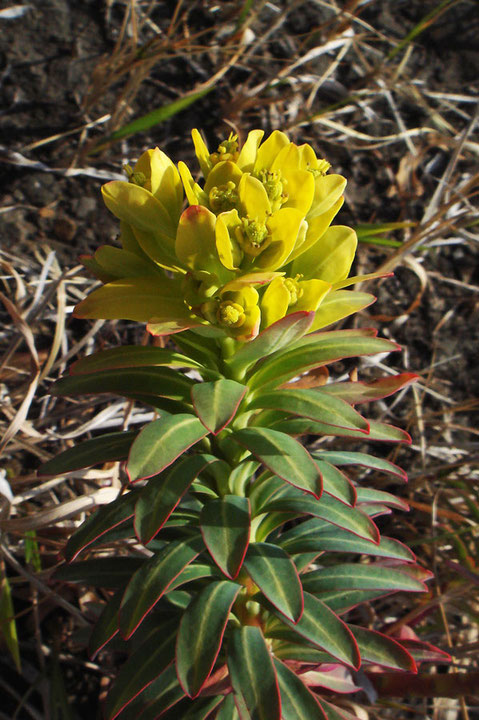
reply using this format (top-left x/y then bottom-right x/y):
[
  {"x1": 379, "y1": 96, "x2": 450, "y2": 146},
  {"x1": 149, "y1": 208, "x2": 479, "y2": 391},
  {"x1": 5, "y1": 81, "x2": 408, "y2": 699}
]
[{"x1": 42, "y1": 129, "x2": 449, "y2": 719}]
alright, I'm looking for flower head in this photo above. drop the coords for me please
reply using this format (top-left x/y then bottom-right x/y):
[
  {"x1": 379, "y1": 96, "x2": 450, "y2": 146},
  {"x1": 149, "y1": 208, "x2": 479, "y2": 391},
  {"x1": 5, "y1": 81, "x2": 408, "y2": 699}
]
[{"x1": 75, "y1": 128, "x2": 361, "y2": 343}]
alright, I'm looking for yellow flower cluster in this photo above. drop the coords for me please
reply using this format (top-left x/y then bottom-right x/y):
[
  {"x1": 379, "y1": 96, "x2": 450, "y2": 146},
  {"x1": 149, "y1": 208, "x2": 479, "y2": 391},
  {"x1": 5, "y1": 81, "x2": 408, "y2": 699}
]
[{"x1": 75, "y1": 129, "x2": 370, "y2": 342}]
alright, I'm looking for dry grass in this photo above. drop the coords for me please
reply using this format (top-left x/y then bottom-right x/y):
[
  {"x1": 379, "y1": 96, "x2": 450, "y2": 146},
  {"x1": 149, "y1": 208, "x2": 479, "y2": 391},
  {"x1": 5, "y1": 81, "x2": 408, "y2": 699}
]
[{"x1": 1, "y1": 1, "x2": 478, "y2": 718}]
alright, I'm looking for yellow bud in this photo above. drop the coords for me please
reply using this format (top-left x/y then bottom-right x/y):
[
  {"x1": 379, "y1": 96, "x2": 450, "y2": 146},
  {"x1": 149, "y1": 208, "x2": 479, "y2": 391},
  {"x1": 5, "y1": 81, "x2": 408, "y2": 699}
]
[
  {"x1": 209, "y1": 181, "x2": 238, "y2": 212},
  {"x1": 235, "y1": 218, "x2": 270, "y2": 257},
  {"x1": 210, "y1": 133, "x2": 239, "y2": 165},
  {"x1": 308, "y1": 159, "x2": 331, "y2": 177},
  {"x1": 284, "y1": 276, "x2": 304, "y2": 306},
  {"x1": 124, "y1": 164, "x2": 148, "y2": 188},
  {"x1": 217, "y1": 301, "x2": 245, "y2": 328},
  {"x1": 257, "y1": 169, "x2": 287, "y2": 211}
]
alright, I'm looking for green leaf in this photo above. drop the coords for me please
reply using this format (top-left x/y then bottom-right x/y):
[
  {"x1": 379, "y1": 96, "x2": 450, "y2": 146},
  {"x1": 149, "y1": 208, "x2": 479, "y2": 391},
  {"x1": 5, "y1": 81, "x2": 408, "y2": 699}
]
[
  {"x1": 281, "y1": 523, "x2": 414, "y2": 562},
  {"x1": 227, "y1": 626, "x2": 281, "y2": 720},
  {"x1": 96, "y1": 87, "x2": 213, "y2": 148},
  {"x1": 192, "y1": 379, "x2": 247, "y2": 434},
  {"x1": 174, "y1": 330, "x2": 220, "y2": 370},
  {"x1": 321, "y1": 373, "x2": 417, "y2": 404},
  {"x1": 264, "y1": 493, "x2": 379, "y2": 544},
  {"x1": 200, "y1": 496, "x2": 251, "y2": 578},
  {"x1": 89, "y1": 589, "x2": 123, "y2": 658},
  {"x1": 53, "y1": 366, "x2": 193, "y2": 404},
  {"x1": 249, "y1": 388, "x2": 369, "y2": 433},
  {"x1": 167, "y1": 563, "x2": 219, "y2": 591},
  {"x1": 245, "y1": 543, "x2": 303, "y2": 623},
  {"x1": 55, "y1": 557, "x2": 143, "y2": 588},
  {"x1": 247, "y1": 330, "x2": 398, "y2": 391},
  {"x1": 71, "y1": 345, "x2": 204, "y2": 375},
  {"x1": 215, "y1": 694, "x2": 241, "y2": 720},
  {"x1": 64, "y1": 491, "x2": 139, "y2": 562},
  {"x1": 114, "y1": 663, "x2": 185, "y2": 720},
  {"x1": 356, "y1": 487, "x2": 409, "y2": 511},
  {"x1": 312, "y1": 451, "x2": 407, "y2": 482},
  {"x1": 105, "y1": 624, "x2": 177, "y2": 720},
  {"x1": 176, "y1": 580, "x2": 241, "y2": 697},
  {"x1": 318, "y1": 699, "x2": 362, "y2": 720},
  {"x1": 267, "y1": 592, "x2": 360, "y2": 669},
  {"x1": 314, "y1": 588, "x2": 394, "y2": 614},
  {"x1": 227, "y1": 311, "x2": 315, "y2": 377},
  {"x1": 0, "y1": 569, "x2": 20, "y2": 671},
  {"x1": 273, "y1": 659, "x2": 327, "y2": 720},
  {"x1": 233, "y1": 428, "x2": 322, "y2": 497},
  {"x1": 316, "y1": 461, "x2": 356, "y2": 506},
  {"x1": 119, "y1": 535, "x2": 203, "y2": 638},
  {"x1": 302, "y1": 564, "x2": 426, "y2": 595},
  {"x1": 38, "y1": 430, "x2": 137, "y2": 475},
  {"x1": 127, "y1": 414, "x2": 208, "y2": 482},
  {"x1": 349, "y1": 625, "x2": 416, "y2": 671},
  {"x1": 135, "y1": 455, "x2": 212, "y2": 544},
  {"x1": 248, "y1": 473, "x2": 286, "y2": 515},
  {"x1": 272, "y1": 640, "x2": 333, "y2": 664},
  {"x1": 159, "y1": 696, "x2": 224, "y2": 720}
]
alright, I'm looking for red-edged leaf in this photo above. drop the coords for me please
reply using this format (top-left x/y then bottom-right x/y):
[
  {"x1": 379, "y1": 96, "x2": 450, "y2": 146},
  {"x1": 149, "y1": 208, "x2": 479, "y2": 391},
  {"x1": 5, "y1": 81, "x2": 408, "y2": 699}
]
[
  {"x1": 64, "y1": 491, "x2": 138, "y2": 562},
  {"x1": 200, "y1": 495, "x2": 251, "y2": 579},
  {"x1": 52, "y1": 366, "x2": 193, "y2": 403},
  {"x1": 89, "y1": 589, "x2": 123, "y2": 659},
  {"x1": 245, "y1": 543, "x2": 304, "y2": 623},
  {"x1": 227, "y1": 626, "x2": 281, "y2": 720},
  {"x1": 273, "y1": 659, "x2": 327, "y2": 719},
  {"x1": 176, "y1": 580, "x2": 241, "y2": 697},
  {"x1": 302, "y1": 564, "x2": 427, "y2": 595},
  {"x1": 38, "y1": 430, "x2": 137, "y2": 476},
  {"x1": 313, "y1": 450, "x2": 407, "y2": 482},
  {"x1": 119, "y1": 535, "x2": 203, "y2": 639},
  {"x1": 247, "y1": 330, "x2": 399, "y2": 391},
  {"x1": 356, "y1": 487, "x2": 409, "y2": 511},
  {"x1": 349, "y1": 625, "x2": 417, "y2": 671},
  {"x1": 282, "y1": 524, "x2": 414, "y2": 563},
  {"x1": 317, "y1": 699, "x2": 362, "y2": 720},
  {"x1": 192, "y1": 379, "x2": 247, "y2": 434},
  {"x1": 264, "y1": 493, "x2": 379, "y2": 544},
  {"x1": 112, "y1": 663, "x2": 184, "y2": 720},
  {"x1": 127, "y1": 414, "x2": 208, "y2": 482},
  {"x1": 397, "y1": 639, "x2": 452, "y2": 664},
  {"x1": 233, "y1": 428, "x2": 322, "y2": 498},
  {"x1": 104, "y1": 623, "x2": 177, "y2": 719},
  {"x1": 71, "y1": 345, "x2": 203, "y2": 374},
  {"x1": 316, "y1": 461, "x2": 357, "y2": 506},
  {"x1": 226, "y1": 311, "x2": 315, "y2": 377},
  {"x1": 320, "y1": 373, "x2": 418, "y2": 404},
  {"x1": 266, "y1": 592, "x2": 360, "y2": 669},
  {"x1": 135, "y1": 455, "x2": 212, "y2": 544},
  {"x1": 249, "y1": 388, "x2": 369, "y2": 433}
]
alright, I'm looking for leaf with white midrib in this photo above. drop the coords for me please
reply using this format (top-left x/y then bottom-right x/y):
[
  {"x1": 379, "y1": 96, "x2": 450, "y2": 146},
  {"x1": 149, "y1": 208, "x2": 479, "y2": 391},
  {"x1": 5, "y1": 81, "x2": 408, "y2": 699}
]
[
  {"x1": 264, "y1": 493, "x2": 379, "y2": 543},
  {"x1": 244, "y1": 542, "x2": 303, "y2": 623},
  {"x1": 119, "y1": 535, "x2": 203, "y2": 639},
  {"x1": 127, "y1": 413, "x2": 208, "y2": 482},
  {"x1": 104, "y1": 624, "x2": 177, "y2": 719},
  {"x1": 248, "y1": 388, "x2": 369, "y2": 433},
  {"x1": 273, "y1": 658, "x2": 327, "y2": 720},
  {"x1": 192, "y1": 379, "x2": 247, "y2": 434},
  {"x1": 302, "y1": 564, "x2": 426, "y2": 594},
  {"x1": 176, "y1": 580, "x2": 241, "y2": 697},
  {"x1": 266, "y1": 592, "x2": 360, "y2": 669},
  {"x1": 227, "y1": 626, "x2": 281, "y2": 720},
  {"x1": 233, "y1": 427, "x2": 321, "y2": 498},
  {"x1": 200, "y1": 495, "x2": 251, "y2": 578}
]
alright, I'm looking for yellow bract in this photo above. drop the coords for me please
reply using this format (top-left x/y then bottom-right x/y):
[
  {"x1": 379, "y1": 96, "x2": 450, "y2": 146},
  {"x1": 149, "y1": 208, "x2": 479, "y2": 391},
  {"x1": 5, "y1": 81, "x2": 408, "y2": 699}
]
[{"x1": 75, "y1": 129, "x2": 362, "y2": 341}]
